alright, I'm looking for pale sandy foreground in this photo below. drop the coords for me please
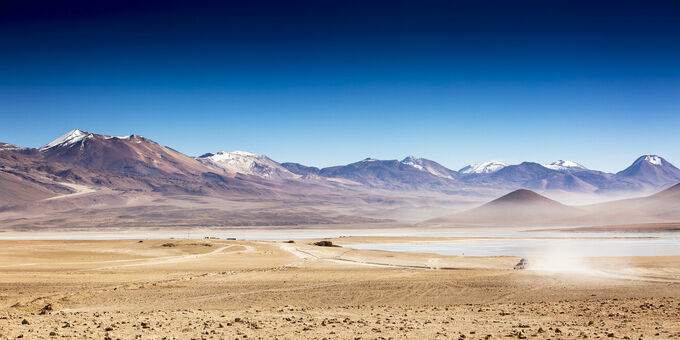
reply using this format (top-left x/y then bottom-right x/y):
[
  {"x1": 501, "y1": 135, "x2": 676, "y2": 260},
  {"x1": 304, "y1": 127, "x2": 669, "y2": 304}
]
[{"x1": 0, "y1": 238, "x2": 679, "y2": 339}]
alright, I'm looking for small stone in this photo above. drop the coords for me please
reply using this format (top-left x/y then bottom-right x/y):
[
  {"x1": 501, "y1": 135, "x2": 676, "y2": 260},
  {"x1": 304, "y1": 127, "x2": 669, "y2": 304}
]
[{"x1": 39, "y1": 304, "x2": 53, "y2": 315}]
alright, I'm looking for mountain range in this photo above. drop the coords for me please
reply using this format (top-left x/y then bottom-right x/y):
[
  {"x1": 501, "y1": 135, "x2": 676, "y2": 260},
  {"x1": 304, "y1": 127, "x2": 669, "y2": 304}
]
[
  {"x1": 1, "y1": 129, "x2": 679, "y2": 230},
  {"x1": 2, "y1": 129, "x2": 680, "y2": 202}
]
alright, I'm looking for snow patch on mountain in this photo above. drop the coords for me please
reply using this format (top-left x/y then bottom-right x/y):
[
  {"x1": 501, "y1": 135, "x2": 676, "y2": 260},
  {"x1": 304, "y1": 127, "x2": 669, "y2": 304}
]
[
  {"x1": 401, "y1": 156, "x2": 454, "y2": 179},
  {"x1": 401, "y1": 156, "x2": 425, "y2": 170},
  {"x1": 543, "y1": 160, "x2": 587, "y2": 171},
  {"x1": 196, "y1": 150, "x2": 299, "y2": 180},
  {"x1": 104, "y1": 135, "x2": 132, "y2": 140},
  {"x1": 459, "y1": 161, "x2": 508, "y2": 174},
  {"x1": 205, "y1": 150, "x2": 258, "y2": 162},
  {"x1": 40, "y1": 129, "x2": 92, "y2": 151},
  {"x1": 0, "y1": 143, "x2": 25, "y2": 151},
  {"x1": 645, "y1": 155, "x2": 662, "y2": 166},
  {"x1": 627, "y1": 155, "x2": 665, "y2": 169},
  {"x1": 41, "y1": 130, "x2": 143, "y2": 151}
]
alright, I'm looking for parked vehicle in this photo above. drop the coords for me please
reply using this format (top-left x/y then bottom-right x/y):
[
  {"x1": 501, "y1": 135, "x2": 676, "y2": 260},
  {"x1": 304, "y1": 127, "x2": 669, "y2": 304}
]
[{"x1": 514, "y1": 258, "x2": 529, "y2": 270}]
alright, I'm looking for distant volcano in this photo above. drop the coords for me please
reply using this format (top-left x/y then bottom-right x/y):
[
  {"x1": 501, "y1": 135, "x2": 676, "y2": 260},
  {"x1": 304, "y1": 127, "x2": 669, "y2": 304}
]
[
  {"x1": 615, "y1": 155, "x2": 680, "y2": 189},
  {"x1": 425, "y1": 189, "x2": 579, "y2": 226},
  {"x1": 483, "y1": 189, "x2": 565, "y2": 207}
]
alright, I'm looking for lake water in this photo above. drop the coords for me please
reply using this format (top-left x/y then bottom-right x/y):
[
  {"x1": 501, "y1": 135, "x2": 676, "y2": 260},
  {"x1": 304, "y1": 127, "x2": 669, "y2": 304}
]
[
  {"x1": 2, "y1": 229, "x2": 680, "y2": 257},
  {"x1": 340, "y1": 236, "x2": 680, "y2": 257}
]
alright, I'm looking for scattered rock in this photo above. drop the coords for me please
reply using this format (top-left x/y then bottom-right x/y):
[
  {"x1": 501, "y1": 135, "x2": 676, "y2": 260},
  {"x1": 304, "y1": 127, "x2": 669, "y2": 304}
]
[
  {"x1": 313, "y1": 241, "x2": 339, "y2": 247},
  {"x1": 39, "y1": 303, "x2": 53, "y2": 315}
]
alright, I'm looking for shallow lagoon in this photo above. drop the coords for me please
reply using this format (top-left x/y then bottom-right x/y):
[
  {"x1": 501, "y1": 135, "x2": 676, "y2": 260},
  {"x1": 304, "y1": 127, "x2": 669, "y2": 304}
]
[
  {"x1": 2, "y1": 229, "x2": 679, "y2": 257},
  {"x1": 340, "y1": 236, "x2": 680, "y2": 257}
]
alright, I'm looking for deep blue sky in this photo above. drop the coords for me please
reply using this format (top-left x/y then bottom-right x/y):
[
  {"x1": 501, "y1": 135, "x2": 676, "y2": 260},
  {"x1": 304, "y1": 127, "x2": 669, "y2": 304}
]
[{"x1": 1, "y1": 0, "x2": 679, "y2": 172}]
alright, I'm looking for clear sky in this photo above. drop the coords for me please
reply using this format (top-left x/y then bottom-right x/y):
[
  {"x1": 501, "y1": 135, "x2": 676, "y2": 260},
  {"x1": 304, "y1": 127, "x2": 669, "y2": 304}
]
[{"x1": 1, "y1": 0, "x2": 679, "y2": 172}]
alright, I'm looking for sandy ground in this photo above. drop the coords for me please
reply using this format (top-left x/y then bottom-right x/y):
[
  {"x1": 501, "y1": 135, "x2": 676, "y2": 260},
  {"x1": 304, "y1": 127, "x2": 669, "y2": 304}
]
[{"x1": 0, "y1": 238, "x2": 679, "y2": 339}]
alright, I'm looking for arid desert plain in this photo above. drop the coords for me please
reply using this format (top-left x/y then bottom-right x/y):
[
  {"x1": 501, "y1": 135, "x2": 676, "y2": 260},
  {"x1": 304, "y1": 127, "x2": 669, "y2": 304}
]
[
  {"x1": 5, "y1": 1, "x2": 680, "y2": 338},
  {"x1": 1, "y1": 229, "x2": 679, "y2": 340}
]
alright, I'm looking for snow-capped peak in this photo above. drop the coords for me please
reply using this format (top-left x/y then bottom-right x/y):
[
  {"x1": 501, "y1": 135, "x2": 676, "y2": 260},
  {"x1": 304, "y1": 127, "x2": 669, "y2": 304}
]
[
  {"x1": 543, "y1": 160, "x2": 587, "y2": 171},
  {"x1": 459, "y1": 161, "x2": 508, "y2": 174},
  {"x1": 230, "y1": 150, "x2": 257, "y2": 157},
  {"x1": 40, "y1": 129, "x2": 91, "y2": 151},
  {"x1": 196, "y1": 150, "x2": 299, "y2": 180},
  {"x1": 401, "y1": 156, "x2": 424, "y2": 170},
  {"x1": 0, "y1": 142, "x2": 25, "y2": 151},
  {"x1": 104, "y1": 135, "x2": 132, "y2": 140},
  {"x1": 200, "y1": 150, "x2": 262, "y2": 162},
  {"x1": 644, "y1": 155, "x2": 662, "y2": 166},
  {"x1": 401, "y1": 156, "x2": 455, "y2": 179}
]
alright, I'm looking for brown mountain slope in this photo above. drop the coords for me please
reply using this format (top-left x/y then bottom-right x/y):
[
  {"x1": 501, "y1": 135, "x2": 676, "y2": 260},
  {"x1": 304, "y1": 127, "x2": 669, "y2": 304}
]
[
  {"x1": 0, "y1": 131, "x2": 282, "y2": 207},
  {"x1": 424, "y1": 184, "x2": 680, "y2": 227},
  {"x1": 0, "y1": 171, "x2": 60, "y2": 204},
  {"x1": 577, "y1": 182, "x2": 680, "y2": 224},
  {"x1": 482, "y1": 189, "x2": 564, "y2": 207},
  {"x1": 36, "y1": 130, "x2": 292, "y2": 196},
  {"x1": 40, "y1": 130, "x2": 212, "y2": 177},
  {"x1": 648, "y1": 182, "x2": 680, "y2": 200},
  {"x1": 0, "y1": 147, "x2": 81, "y2": 204},
  {"x1": 424, "y1": 189, "x2": 580, "y2": 226}
]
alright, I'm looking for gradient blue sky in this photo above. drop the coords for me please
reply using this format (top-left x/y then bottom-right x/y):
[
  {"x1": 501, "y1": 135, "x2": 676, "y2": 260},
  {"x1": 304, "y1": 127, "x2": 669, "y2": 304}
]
[{"x1": 1, "y1": 0, "x2": 679, "y2": 172}]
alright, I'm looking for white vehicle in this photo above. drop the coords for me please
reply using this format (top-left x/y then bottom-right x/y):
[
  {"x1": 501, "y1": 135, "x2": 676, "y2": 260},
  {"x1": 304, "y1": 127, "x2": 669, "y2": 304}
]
[{"x1": 514, "y1": 258, "x2": 529, "y2": 270}]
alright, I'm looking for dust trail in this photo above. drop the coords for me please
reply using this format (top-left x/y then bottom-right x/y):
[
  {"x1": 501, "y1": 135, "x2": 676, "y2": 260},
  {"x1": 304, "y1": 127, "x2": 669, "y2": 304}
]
[{"x1": 526, "y1": 245, "x2": 680, "y2": 283}]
